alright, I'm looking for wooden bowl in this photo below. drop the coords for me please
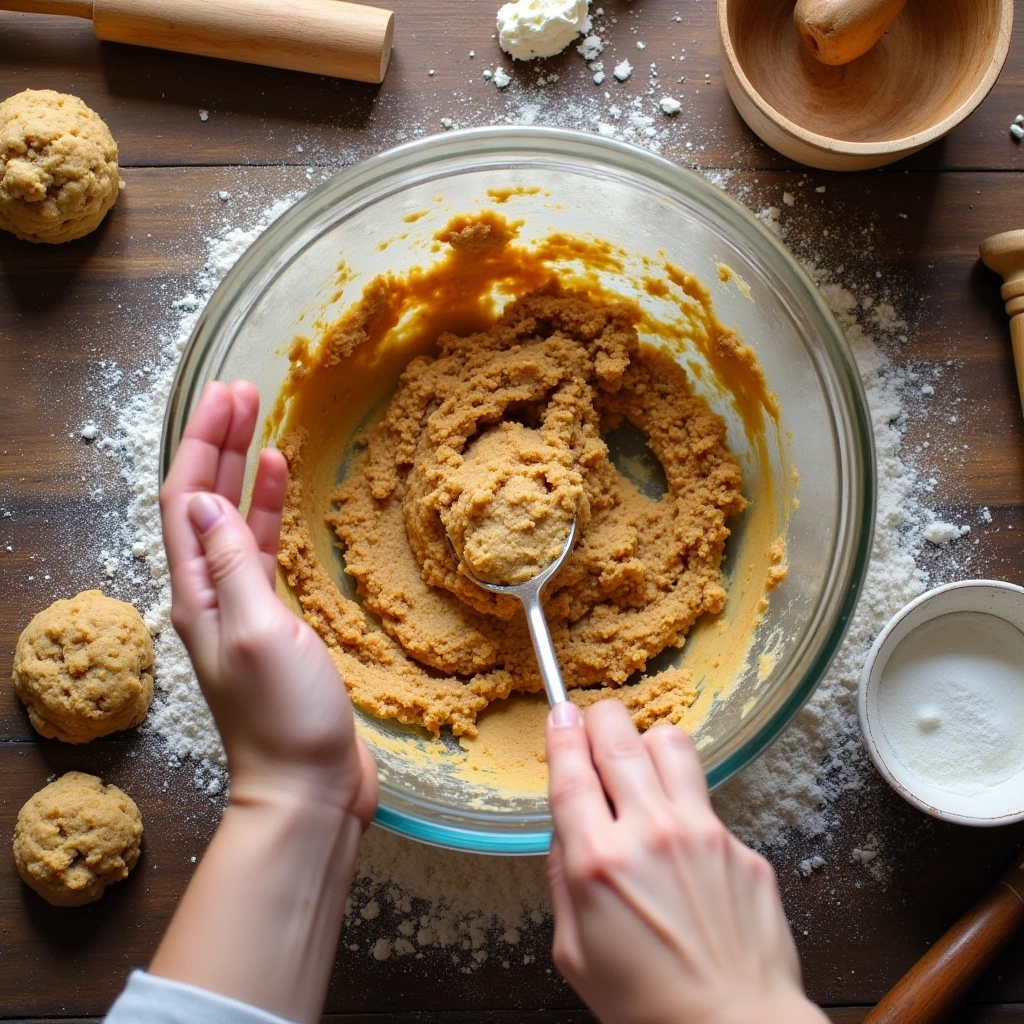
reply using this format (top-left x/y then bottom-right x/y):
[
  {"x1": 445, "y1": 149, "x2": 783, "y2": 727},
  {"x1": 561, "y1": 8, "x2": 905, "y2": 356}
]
[{"x1": 718, "y1": 0, "x2": 1013, "y2": 171}]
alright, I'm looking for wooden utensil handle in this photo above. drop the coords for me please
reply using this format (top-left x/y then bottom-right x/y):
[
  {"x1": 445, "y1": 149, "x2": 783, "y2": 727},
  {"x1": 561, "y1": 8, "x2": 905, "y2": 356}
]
[
  {"x1": 92, "y1": 0, "x2": 393, "y2": 84},
  {"x1": 0, "y1": 0, "x2": 92, "y2": 16},
  {"x1": 863, "y1": 854, "x2": 1024, "y2": 1024},
  {"x1": 1010, "y1": 317, "x2": 1024, "y2": 417},
  {"x1": 794, "y1": 0, "x2": 907, "y2": 65},
  {"x1": 980, "y1": 230, "x2": 1024, "y2": 423}
]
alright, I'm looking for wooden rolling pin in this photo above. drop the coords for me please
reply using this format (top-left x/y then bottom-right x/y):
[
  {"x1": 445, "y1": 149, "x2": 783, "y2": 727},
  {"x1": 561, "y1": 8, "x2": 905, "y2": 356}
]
[
  {"x1": 794, "y1": 0, "x2": 907, "y2": 65},
  {"x1": 981, "y1": 229, "x2": 1024, "y2": 421},
  {"x1": 1, "y1": 0, "x2": 394, "y2": 84},
  {"x1": 863, "y1": 850, "x2": 1024, "y2": 1024}
]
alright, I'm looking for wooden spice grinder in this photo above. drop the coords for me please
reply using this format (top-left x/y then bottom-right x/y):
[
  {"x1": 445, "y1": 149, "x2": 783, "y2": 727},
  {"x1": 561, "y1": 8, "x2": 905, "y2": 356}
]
[
  {"x1": 863, "y1": 850, "x2": 1024, "y2": 1023},
  {"x1": 981, "y1": 230, "x2": 1024, "y2": 420},
  {"x1": 794, "y1": 0, "x2": 907, "y2": 65},
  {"x1": 0, "y1": 0, "x2": 394, "y2": 84}
]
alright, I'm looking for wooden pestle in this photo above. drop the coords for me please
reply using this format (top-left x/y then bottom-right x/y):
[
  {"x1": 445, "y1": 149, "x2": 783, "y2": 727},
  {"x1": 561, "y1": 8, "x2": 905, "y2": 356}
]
[
  {"x1": 0, "y1": 0, "x2": 394, "y2": 84},
  {"x1": 863, "y1": 850, "x2": 1024, "y2": 1024},
  {"x1": 982, "y1": 229, "x2": 1024, "y2": 421},
  {"x1": 794, "y1": 0, "x2": 907, "y2": 65}
]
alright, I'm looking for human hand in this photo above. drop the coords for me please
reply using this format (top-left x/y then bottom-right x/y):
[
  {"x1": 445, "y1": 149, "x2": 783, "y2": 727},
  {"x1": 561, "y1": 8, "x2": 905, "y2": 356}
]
[
  {"x1": 545, "y1": 700, "x2": 826, "y2": 1024},
  {"x1": 159, "y1": 380, "x2": 377, "y2": 824}
]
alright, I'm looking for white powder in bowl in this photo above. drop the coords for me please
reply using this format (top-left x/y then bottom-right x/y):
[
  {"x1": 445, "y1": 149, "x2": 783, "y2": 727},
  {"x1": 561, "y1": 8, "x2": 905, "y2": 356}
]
[{"x1": 877, "y1": 611, "x2": 1024, "y2": 796}]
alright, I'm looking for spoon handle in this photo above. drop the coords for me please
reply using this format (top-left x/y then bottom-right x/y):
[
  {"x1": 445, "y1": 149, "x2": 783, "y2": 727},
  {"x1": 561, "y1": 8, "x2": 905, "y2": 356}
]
[{"x1": 522, "y1": 594, "x2": 569, "y2": 706}]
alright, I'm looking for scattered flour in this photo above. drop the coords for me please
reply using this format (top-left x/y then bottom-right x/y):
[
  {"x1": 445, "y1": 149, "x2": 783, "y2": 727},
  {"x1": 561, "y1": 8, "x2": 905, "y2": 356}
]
[
  {"x1": 713, "y1": 253, "x2": 930, "y2": 846},
  {"x1": 112, "y1": 195, "x2": 300, "y2": 768},
  {"x1": 798, "y1": 855, "x2": 826, "y2": 877},
  {"x1": 104, "y1": 181, "x2": 949, "y2": 959},
  {"x1": 576, "y1": 34, "x2": 604, "y2": 60},
  {"x1": 924, "y1": 520, "x2": 969, "y2": 545},
  {"x1": 94, "y1": 25, "x2": 982, "y2": 962}
]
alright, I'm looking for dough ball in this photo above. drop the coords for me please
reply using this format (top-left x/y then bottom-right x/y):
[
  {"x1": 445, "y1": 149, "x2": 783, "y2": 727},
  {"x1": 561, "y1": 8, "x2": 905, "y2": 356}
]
[
  {"x1": 13, "y1": 772, "x2": 143, "y2": 907},
  {"x1": 444, "y1": 423, "x2": 579, "y2": 585},
  {"x1": 13, "y1": 589, "x2": 153, "y2": 744},
  {"x1": 0, "y1": 89, "x2": 123, "y2": 244}
]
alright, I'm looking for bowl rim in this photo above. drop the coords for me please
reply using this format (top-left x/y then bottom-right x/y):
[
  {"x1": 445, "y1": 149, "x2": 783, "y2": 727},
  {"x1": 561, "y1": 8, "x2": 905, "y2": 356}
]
[
  {"x1": 161, "y1": 125, "x2": 876, "y2": 854},
  {"x1": 858, "y1": 578, "x2": 1024, "y2": 826},
  {"x1": 717, "y1": 0, "x2": 1014, "y2": 158}
]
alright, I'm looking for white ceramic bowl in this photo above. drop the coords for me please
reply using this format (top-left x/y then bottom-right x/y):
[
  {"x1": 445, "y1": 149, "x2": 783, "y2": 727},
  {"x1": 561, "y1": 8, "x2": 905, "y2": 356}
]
[{"x1": 859, "y1": 579, "x2": 1024, "y2": 826}]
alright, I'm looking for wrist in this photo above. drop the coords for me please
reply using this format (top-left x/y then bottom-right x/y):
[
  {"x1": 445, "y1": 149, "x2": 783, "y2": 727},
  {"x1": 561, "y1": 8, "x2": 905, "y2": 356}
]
[
  {"x1": 228, "y1": 760, "x2": 369, "y2": 823},
  {"x1": 153, "y1": 770, "x2": 363, "y2": 1024},
  {"x1": 226, "y1": 777, "x2": 365, "y2": 858},
  {"x1": 713, "y1": 991, "x2": 827, "y2": 1024}
]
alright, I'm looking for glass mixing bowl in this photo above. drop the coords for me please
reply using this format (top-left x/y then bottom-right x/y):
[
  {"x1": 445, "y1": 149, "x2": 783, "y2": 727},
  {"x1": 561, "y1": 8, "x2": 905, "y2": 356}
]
[{"x1": 162, "y1": 127, "x2": 874, "y2": 854}]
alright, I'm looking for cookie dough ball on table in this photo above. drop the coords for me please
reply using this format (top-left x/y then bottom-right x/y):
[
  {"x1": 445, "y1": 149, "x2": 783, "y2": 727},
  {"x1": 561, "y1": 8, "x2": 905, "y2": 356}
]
[
  {"x1": 13, "y1": 772, "x2": 143, "y2": 907},
  {"x1": 0, "y1": 89, "x2": 123, "y2": 244},
  {"x1": 13, "y1": 590, "x2": 153, "y2": 744}
]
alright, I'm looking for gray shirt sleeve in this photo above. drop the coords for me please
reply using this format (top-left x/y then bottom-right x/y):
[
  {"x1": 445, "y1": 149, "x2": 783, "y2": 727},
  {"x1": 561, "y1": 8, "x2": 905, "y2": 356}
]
[{"x1": 104, "y1": 970, "x2": 299, "y2": 1024}]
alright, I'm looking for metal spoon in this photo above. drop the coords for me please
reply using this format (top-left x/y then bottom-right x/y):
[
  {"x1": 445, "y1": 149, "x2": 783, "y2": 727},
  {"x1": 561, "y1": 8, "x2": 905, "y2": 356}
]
[{"x1": 446, "y1": 520, "x2": 577, "y2": 706}]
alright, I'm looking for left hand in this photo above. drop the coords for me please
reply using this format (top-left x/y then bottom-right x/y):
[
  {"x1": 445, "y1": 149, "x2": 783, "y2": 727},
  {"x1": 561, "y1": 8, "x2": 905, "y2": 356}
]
[{"x1": 159, "y1": 379, "x2": 378, "y2": 823}]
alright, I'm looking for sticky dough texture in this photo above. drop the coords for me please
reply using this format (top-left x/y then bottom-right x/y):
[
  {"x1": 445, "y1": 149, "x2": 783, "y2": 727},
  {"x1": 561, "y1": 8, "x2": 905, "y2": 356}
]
[
  {"x1": 13, "y1": 589, "x2": 153, "y2": 744},
  {"x1": 0, "y1": 89, "x2": 122, "y2": 244},
  {"x1": 279, "y1": 291, "x2": 746, "y2": 737},
  {"x1": 442, "y1": 421, "x2": 581, "y2": 585},
  {"x1": 13, "y1": 772, "x2": 143, "y2": 907}
]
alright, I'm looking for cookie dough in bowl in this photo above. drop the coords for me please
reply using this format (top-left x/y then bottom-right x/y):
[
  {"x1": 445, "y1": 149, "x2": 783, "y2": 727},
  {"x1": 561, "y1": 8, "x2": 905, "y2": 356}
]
[
  {"x1": 280, "y1": 286, "x2": 748, "y2": 737},
  {"x1": 163, "y1": 128, "x2": 874, "y2": 853},
  {"x1": 0, "y1": 89, "x2": 123, "y2": 244}
]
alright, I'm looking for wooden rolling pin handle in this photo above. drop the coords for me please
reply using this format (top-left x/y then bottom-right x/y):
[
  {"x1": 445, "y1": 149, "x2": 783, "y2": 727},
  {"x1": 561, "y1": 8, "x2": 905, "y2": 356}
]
[
  {"x1": 0, "y1": 0, "x2": 394, "y2": 84},
  {"x1": 794, "y1": 0, "x2": 907, "y2": 66},
  {"x1": 0, "y1": 0, "x2": 92, "y2": 16},
  {"x1": 863, "y1": 854, "x2": 1024, "y2": 1024},
  {"x1": 981, "y1": 230, "x2": 1024, "y2": 422}
]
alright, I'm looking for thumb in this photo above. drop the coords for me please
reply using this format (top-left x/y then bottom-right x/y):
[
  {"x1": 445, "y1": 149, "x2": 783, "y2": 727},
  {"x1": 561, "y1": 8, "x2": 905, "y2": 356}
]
[
  {"x1": 189, "y1": 492, "x2": 274, "y2": 620},
  {"x1": 546, "y1": 701, "x2": 612, "y2": 847}
]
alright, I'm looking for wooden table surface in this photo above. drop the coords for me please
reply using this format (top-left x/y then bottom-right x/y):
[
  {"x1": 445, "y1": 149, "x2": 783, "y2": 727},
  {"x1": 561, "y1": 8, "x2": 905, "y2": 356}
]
[{"x1": 4, "y1": 2, "x2": 1024, "y2": 1021}]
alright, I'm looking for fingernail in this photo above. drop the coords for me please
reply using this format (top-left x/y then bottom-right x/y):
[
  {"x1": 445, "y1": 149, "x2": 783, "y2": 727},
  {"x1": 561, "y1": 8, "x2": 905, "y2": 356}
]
[
  {"x1": 188, "y1": 493, "x2": 223, "y2": 535},
  {"x1": 550, "y1": 701, "x2": 582, "y2": 729}
]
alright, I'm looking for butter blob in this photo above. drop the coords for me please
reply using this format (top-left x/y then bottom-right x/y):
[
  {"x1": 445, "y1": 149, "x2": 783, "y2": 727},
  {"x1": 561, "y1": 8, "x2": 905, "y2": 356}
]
[{"x1": 497, "y1": 0, "x2": 590, "y2": 60}]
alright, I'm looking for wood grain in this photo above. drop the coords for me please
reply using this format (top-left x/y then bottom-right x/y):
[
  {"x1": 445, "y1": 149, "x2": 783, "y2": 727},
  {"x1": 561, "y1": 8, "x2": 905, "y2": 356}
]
[
  {"x1": 4, "y1": 4, "x2": 1024, "y2": 1019},
  {"x1": 862, "y1": 852, "x2": 1024, "y2": 1023},
  {"x1": 0, "y1": 2, "x2": 1021, "y2": 172},
  {"x1": 90, "y1": 0, "x2": 394, "y2": 84},
  {"x1": 720, "y1": 0, "x2": 1014, "y2": 170}
]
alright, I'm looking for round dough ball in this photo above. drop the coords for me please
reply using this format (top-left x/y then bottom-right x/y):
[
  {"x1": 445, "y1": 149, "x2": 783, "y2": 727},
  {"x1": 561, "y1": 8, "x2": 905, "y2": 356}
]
[
  {"x1": 13, "y1": 589, "x2": 153, "y2": 744},
  {"x1": 13, "y1": 772, "x2": 143, "y2": 907},
  {"x1": 0, "y1": 89, "x2": 123, "y2": 244}
]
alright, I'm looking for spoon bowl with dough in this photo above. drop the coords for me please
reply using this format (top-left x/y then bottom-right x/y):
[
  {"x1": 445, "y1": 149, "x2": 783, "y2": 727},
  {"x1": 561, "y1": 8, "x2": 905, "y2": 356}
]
[{"x1": 445, "y1": 520, "x2": 577, "y2": 707}]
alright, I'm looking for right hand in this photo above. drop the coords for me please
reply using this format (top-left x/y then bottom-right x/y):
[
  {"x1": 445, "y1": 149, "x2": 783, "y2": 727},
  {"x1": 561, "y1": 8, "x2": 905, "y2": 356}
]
[{"x1": 545, "y1": 700, "x2": 826, "y2": 1024}]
